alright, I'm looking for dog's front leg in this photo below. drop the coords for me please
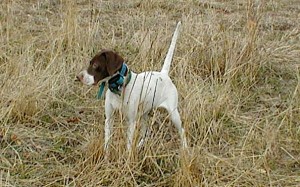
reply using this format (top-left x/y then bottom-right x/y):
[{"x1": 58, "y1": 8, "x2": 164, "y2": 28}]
[
  {"x1": 125, "y1": 103, "x2": 139, "y2": 153},
  {"x1": 138, "y1": 113, "x2": 149, "y2": 148},
  {"x1": 104, "y1": 102, "x2": 114, "y2": 156},
  {"x1": 127, "y1": 118, "x2": 136, "y2": 152}
]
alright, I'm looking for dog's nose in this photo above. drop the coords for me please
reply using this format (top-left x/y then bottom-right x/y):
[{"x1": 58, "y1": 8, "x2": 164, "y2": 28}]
[{"x1": 75, "y1": 75, "x2": 81, "y2": 82}]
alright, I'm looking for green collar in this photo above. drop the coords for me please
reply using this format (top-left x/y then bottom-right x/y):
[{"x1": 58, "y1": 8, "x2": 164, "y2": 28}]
[
  {"x1": 97, "y1": 68, "x2": 132, "y2": 99},
  {"x1": 109, "y1": 69, "x2": 132, "y2": 96}
]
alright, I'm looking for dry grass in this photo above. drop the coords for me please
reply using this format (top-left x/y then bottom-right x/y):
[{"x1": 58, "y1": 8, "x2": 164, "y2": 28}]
[{"x1": 1, "y1": 0, "x2": 300, "y2": 186}]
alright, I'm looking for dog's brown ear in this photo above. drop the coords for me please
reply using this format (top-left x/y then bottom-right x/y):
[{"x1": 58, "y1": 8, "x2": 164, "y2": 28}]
[{"x1": 102, "y1": 51, "x2": 124, "y2": 76}]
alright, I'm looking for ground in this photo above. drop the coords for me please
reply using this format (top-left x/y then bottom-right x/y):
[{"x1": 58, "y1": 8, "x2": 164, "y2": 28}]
[{"x1": 0, "y1": 0, "x2": 299, "y2": 186}]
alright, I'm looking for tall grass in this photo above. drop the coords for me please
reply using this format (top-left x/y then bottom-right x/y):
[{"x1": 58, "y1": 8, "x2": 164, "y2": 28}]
[{"x1": 0, "y1": 0, "x2": 299, "y2": 186}]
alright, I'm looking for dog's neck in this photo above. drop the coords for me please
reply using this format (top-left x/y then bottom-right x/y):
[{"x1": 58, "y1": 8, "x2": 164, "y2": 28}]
[
  {"x1": 108, "y1": 63, "x2": 131, "y2": 95},
  {"x1": 97, "y1": 63, "x2": 132, "y2": 98}
]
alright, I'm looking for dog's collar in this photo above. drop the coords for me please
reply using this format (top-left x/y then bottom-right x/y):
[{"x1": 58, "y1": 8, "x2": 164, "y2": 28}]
[{"x1": 97, "y1": 63, "x2": 132, "y2": 99}]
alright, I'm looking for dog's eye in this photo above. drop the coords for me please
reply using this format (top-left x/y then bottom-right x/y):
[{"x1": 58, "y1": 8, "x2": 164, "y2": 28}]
[{"x1": 92, "y1": 62, "x2": 98, "y2": 69}]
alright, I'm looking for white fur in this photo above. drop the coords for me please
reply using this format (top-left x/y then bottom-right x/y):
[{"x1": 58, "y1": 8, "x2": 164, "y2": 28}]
[
  {"x1": 104, "y1": 22, "x2": 187, "y2": 153},
  {"x1": 161, "y1": 21, "x2": 181, "y2": 74},
  {"x1": 77, "y1": 70, "x2": 95, "y2": 86},
  {"x1": 105, "y1": 71, "x2": 188, "y2": 152}
]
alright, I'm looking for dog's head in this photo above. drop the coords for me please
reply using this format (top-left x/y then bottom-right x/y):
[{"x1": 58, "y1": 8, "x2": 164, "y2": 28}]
[{"x1": 76, "y1": 50, "x2": 124, "y2": 86}]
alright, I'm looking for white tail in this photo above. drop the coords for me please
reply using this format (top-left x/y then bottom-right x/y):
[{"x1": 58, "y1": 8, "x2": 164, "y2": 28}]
[{"x1": 161, "y1": 21, "x2": 181, "y2": 74}]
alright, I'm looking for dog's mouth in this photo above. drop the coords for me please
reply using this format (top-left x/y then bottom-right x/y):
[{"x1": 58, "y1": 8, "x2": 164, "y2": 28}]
[
  {"x1": 76, "y1": 69, "x2": 113, "y2": 87},
  {"x1": 75, "y1": 71, "x2": 95, "y2": 86}
]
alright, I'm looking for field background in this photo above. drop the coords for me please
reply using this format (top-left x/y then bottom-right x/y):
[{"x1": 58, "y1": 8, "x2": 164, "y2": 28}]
[{"x1": 1, "y1": 0, "x2": 300, "y2": 186}]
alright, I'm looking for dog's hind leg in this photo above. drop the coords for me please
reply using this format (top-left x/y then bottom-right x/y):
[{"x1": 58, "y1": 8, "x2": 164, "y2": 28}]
[
  {"x1": 168, "y1": 108, "x2": 188, "y2": 148},
  {"x1": 160, "y1": 95, "x2": 188, "y2": 149}
]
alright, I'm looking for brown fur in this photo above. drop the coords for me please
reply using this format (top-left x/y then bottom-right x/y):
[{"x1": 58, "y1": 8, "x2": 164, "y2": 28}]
[{"x1": 87, "y1": 50, "x2": 124, "y2": 84}]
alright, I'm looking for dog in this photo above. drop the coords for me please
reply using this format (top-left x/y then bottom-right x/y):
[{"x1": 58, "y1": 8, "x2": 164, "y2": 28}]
[{"x1": 76, "y1": 22, "x2": 187, "y2": 154}]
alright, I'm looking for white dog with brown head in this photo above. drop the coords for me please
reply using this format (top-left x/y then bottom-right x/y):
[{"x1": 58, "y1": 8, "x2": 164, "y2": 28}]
[{"x1": 77, "y1": 22, "x2": 187, "y2": 156}]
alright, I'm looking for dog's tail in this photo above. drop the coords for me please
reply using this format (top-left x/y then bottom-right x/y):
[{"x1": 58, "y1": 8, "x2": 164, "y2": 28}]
[{"x1": 161, "y1": 21, "x2": 181, "y2": 75}]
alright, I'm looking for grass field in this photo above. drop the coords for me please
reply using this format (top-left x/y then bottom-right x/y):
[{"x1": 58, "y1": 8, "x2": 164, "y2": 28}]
[{"x1": 1, "y1": 0, "x2": 300, "y2": 186}]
